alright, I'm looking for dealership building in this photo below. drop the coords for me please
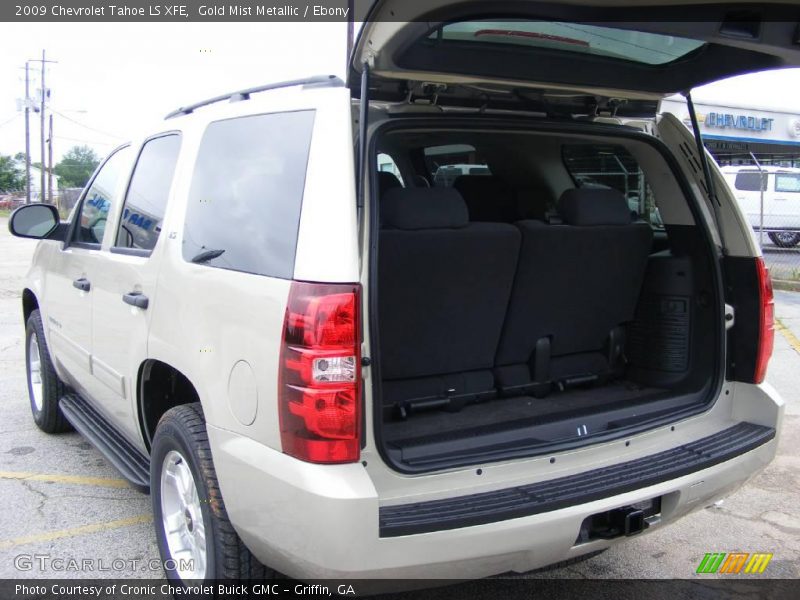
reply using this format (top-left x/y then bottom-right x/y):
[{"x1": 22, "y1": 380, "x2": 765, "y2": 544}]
[{"x1": 660, "y1": 96, "x2": 800, "y2": 167}]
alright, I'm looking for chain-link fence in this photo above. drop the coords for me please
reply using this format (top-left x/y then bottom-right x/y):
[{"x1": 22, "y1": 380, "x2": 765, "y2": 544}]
[
  {"x1": 716, "y1": 152, "x2": 800, "y2": 283},
  {"x1": 0, "y1": 187, "x2": 82, "y2": 218}
]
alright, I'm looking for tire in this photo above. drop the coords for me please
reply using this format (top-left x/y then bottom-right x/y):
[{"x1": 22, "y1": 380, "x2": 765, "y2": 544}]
[
  {"x1": 25, "y1": 309, "x2": 72, "y2": 433},
  {"x1": 768, "y1": 231, "x2": 800, "y2": 248},
  {"x1": 151, "y1": 403, "x2": 272, "y2": 582}
]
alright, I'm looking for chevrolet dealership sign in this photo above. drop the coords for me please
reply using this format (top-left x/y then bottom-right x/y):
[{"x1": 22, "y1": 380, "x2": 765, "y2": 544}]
[
  {"x1": 660, "y1": 96, "x2": 800, "y2": 144},
  {"x1": 704, "y1": 112, "x2": 775, "y2": 132}
]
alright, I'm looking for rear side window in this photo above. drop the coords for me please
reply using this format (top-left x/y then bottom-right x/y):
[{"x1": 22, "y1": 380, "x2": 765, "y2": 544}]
[
  {"x1": 115, "y1": 134, "x2": 181, "y2": 253},
  {"x1": 182, "y1": 110, "x2": 315, "y2": 278},
  {"x1": 775, "y1": 173, "x2": 800, "y2": 193},
  {"x1": 378, "y1": 153, "x2": 404, "y2": 185},
  {"x1": 562, "y1": 144, "x2": 661, "y2": 228},
  {"x1": 734, "y1": 171, "x2": 767, "y2": 192}
]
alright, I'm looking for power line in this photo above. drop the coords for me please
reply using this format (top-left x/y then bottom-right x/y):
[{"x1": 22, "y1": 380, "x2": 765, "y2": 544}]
[
  {"x1": 0, "y1": 114, "x2": 20, "y2": 129},
  {"x1": 52, "y1": 110, "x2": 124, "y2": 140},
  {"x1": 54, "y1": 134, "x2": 117, "y2": 147}
]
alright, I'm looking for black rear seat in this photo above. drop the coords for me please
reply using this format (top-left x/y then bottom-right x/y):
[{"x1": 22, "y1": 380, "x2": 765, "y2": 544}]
[
  {"x1": 495, "y1": 188, "x2": 653, "y2": 397},
  {"x1": 378, "y1": 187, "x2": 521, "y2": 418}
]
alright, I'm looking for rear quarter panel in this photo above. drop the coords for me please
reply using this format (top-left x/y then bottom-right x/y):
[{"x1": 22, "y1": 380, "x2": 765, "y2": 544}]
[{"x1": 147, "y1": 86, "x2": 357, "y2": 451}]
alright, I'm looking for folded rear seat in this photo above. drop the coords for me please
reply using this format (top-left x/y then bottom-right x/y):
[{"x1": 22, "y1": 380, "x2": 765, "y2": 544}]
[
  {"x1": 495, "y1": 188, "x2": 653, "y2": 397},
  {"x1": 378, "y1": 187, "x2": 521, "y2": 418}
]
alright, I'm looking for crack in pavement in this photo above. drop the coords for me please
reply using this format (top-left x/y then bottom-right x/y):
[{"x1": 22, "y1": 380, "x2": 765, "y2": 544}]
[{"x1": 20, "y1": 478, "x2": 48, "y2": 519}]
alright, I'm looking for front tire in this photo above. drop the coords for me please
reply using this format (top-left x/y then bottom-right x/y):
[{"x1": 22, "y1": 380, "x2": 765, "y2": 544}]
[
  {"x1": 25, "y1": 309, "x2": 71, "y2": 433},
  {"x1": 151, "y1": 403, "x2": 271, "y2": 582},
  {"x1": 768, "y1": 231, "x2": 800, "y2": 248}
]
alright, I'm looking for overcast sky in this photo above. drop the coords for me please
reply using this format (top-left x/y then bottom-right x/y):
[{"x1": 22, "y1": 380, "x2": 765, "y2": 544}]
[
  {"x1": 0, "y1": 23, "x2": 349, "y2": 162},
  {"x1": 2, "y1": 23, "x2": 800, "y2": 164}
]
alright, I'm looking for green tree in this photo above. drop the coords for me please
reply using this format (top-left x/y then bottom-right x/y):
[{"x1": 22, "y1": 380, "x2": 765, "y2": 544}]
[
  {"x1": 0, "y1": 154, "x2": 25, "y2": 192},
  {"x1": 54, "y1": 145, "x2": 100, "y2": 188}
]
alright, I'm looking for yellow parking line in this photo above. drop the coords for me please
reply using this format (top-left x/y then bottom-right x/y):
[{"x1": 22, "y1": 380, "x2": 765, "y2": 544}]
[
  {"x1": 0, "y1": 514, "x2": 152, "y2": 550},
  {"x1": 0, "y1": 470, "x2": 130, "y2": 488},
  {"x1": 775, "y1": 318, "x2": 800, "y2": 355}
]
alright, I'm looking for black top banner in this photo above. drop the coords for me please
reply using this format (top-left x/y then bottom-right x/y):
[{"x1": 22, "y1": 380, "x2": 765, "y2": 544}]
[
  {"x1": 3, "y1": 0, "x2": 366, "y2": 21},
  {"x1": 6, "y1": 0, "x2": 800, "y2": 23}
]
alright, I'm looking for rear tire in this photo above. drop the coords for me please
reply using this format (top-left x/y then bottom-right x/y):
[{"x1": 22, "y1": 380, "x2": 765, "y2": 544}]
[
  {"x1": 768, "y1": 231, "x2": 800, "y2": 248},
  {"x1": 25, "y1": 309, "x2": 72, "y2": 433},
  {"x1": 151, "y1": 403, "x2": 272, "y2": 582}
]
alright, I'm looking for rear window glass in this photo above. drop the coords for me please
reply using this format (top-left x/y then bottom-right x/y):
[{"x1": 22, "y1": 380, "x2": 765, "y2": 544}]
[
  {"x1": 734, "y1": 172, "x2": 767, "y2": 192},
  {"x1": 431, "y1": 21, "x2": 705, "y2": 66},
  {"x1": 424, "y1": 144, "x2": 491, "y2": 187},
  {"x1": 563, "y1": 144, "x2": 661, "y2": 227},
  {"x1": 775, "y1": 173, "x2": 800, "y2": 193},
  {"x1": 182, "y1": 110, "x2": 315, "y2": 279}
]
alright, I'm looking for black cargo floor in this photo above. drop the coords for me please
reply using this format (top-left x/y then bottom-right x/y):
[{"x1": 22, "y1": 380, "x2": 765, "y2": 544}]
[{"x1": 382, "y1": 380, "x2": 667, "y2": 445}]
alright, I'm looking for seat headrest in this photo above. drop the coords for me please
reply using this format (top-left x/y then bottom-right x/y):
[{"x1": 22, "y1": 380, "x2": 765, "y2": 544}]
[
  {"x1": 382, "y1": 187, "x2": 469, "y2": 230},
  {"x1": 377, "y1": 171, "x2": 402, "y2": 196},
  {"x1": 558, "y1": 188, "x2": 632, "y2": 226}
]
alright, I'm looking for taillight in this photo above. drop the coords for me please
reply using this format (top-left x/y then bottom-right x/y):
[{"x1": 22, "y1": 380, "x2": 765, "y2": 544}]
[
  {"x1": 754, "y1": 257, "x2": 774, "y2": 384},
  {"x1": 279, "y1": 281, "x2": 361, "y2": 463}
]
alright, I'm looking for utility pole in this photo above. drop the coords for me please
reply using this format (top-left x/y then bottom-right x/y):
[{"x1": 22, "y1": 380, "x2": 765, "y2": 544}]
[
  {"x1": 24, "y1": 62, "x2": 31, "y2": 204},
  {"x1": 40, "y1": 50, "x2": 46, "y2": 203},
  {"x1": 30, "y1": 50, "x2": 57, "y2": 202},
  {"x1": 48, "y1": 113, "x2": 54, "y2": 205}
]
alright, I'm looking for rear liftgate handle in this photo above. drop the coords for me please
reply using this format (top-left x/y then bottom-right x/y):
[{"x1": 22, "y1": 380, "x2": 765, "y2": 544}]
[{"x1": 122, "y1": 291, "x2": 149, "y2": 309}]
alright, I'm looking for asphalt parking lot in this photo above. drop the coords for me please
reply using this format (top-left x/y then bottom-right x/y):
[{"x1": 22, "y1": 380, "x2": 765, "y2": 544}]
[{"x1": 0, "y1": 218, "x2": 798, "y2": 582}]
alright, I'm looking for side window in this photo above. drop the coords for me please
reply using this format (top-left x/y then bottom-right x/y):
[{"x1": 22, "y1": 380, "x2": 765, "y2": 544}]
[
  {"x1": 182, "y1": 110, "x2": 315, "y2": 278},
  {"x1": 114, "y1": 134, "x2": 181, "y2": 252},
  {"x1": 73, "y1": 147, "x2": 132, "y2": 245},
  {"x1": 775, "y1": 173, "x2": 800, "y2": 193},
  {"x1": 734, "y1": 171, "x2": 767, "y2": 192},
  {"x1": 377, "y1": 153, "x2": 404, "y2": 185},
  {"x1": 562, "y1": 144, "x2": 662, "y2": 229}
]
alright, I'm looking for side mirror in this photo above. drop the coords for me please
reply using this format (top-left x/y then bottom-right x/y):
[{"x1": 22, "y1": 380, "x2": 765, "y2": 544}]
[{"x1": 8, "y1": 204, "x2": 61, "y2": 240}]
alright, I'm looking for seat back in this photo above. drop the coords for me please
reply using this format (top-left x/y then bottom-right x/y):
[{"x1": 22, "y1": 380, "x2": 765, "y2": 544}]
[
  {"x1": 496, "y1": 188, "x2": 653, "y2": 390},
  {"x1": 377, "y1": 171, "x2": 402, "y2": 196},
  {"x1": 379, "y1": 187, "x2": 521, "y2": 411},
  {"x1": 453, "y1": 175, "x2": 519, "y2": 222}
]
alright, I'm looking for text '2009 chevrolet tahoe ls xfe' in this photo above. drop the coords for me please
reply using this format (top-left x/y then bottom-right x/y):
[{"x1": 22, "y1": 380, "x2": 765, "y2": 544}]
[{"x1": 8, "y1": 0, "x2": 793, "y2": 584}]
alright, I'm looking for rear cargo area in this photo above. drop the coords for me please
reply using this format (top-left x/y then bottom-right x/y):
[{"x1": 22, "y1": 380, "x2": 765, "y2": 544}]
[{"x1": 371, "y1": 122, "x2": 721, "y2": 472}]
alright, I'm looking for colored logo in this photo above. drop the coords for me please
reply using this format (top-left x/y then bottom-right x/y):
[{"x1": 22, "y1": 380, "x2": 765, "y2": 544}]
[{"x1": 696, "y1": 552, "x2": 773, "y2": 574}]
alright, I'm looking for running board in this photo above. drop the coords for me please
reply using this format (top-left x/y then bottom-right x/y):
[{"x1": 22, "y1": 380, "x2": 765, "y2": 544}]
[{"x1": 59, "y1": 394, "x2": 150, "y2": 493}]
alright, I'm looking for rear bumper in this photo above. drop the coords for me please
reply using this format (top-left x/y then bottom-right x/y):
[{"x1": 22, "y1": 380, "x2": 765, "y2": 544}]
[{"x1": 208, "y1": 420, "x2": 777, "y2": 580}]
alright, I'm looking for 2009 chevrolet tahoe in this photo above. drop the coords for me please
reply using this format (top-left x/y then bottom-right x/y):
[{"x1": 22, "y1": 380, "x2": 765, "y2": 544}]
[{"x1": 9, "y1": 1, "x2": 791, "y2": 583}]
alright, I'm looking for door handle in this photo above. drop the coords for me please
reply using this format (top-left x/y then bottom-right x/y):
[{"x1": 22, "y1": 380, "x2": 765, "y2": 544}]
[
  {"x1": 72, "y1": 278, "x2": 91, "y2": 292},
  {"x1": 122, "y1": 291, "x2": 149, "y2": 309}
]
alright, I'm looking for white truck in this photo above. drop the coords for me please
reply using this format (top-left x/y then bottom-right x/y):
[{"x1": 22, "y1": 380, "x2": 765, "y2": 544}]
[{"x1": 722, "y1": 165, "x2": 800, "y2": 247}]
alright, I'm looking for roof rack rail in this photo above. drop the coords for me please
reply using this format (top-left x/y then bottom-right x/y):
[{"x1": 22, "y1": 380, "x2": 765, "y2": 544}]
[{"x1": 164, "y1": 74, "x2": 343, "y2": 119}]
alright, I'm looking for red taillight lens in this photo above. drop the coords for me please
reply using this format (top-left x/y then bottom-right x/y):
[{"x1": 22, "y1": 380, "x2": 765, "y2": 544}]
[
  {"x1": 279, "y1": 282, "x2": 361, "y2": 463},
  {"x1": 754, "y1": 257, "x2": 774, "y2": 384}
]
